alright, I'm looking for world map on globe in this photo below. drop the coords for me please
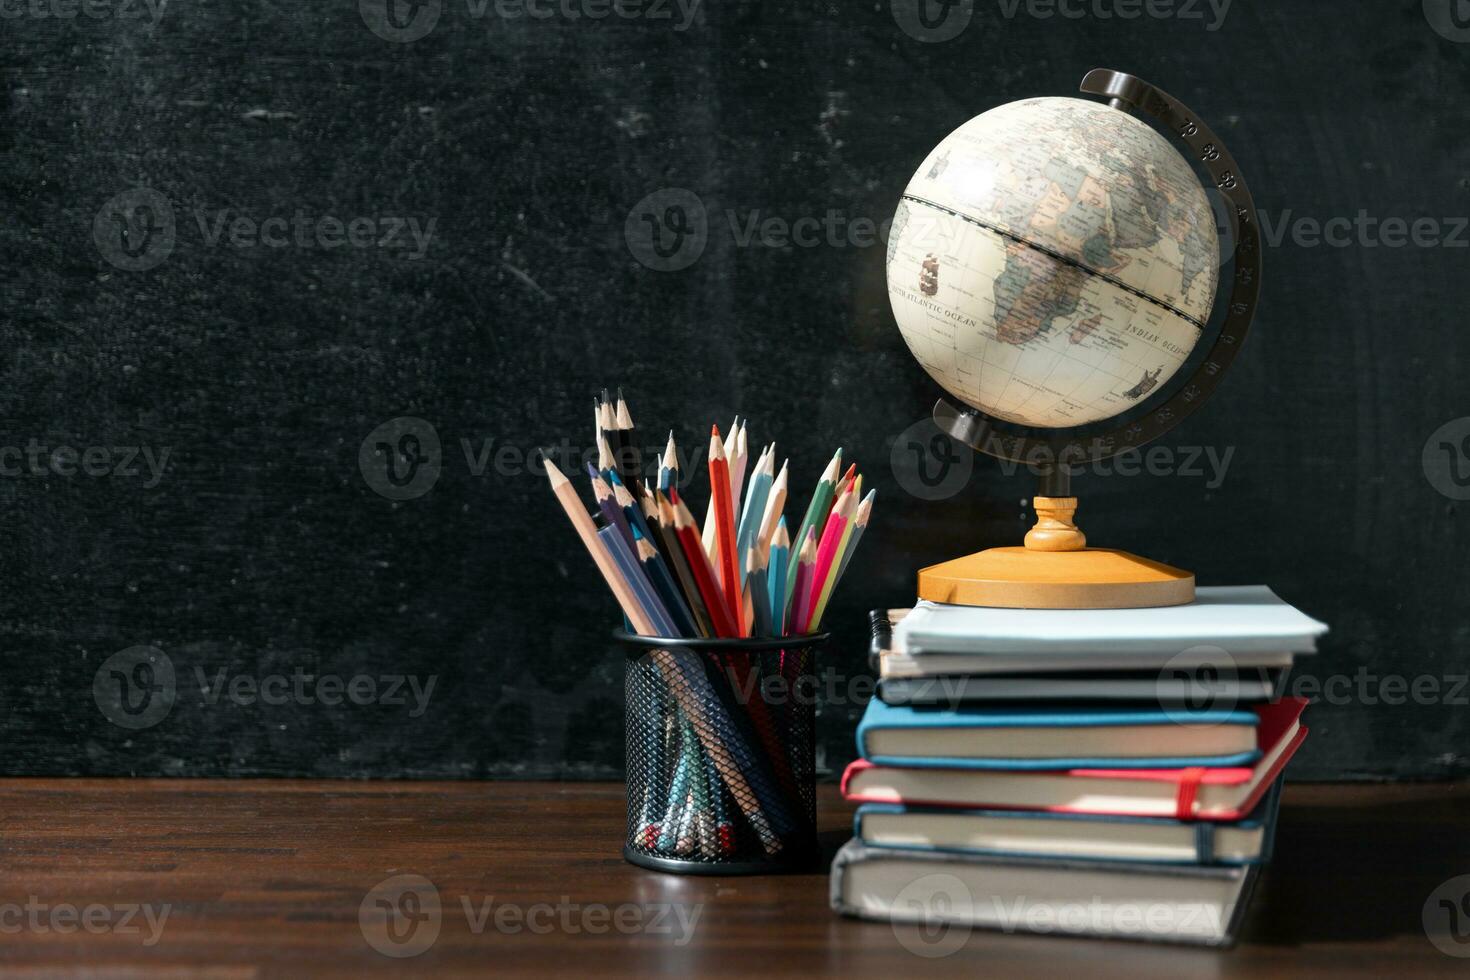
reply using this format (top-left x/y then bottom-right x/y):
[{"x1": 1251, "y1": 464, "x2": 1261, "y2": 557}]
[{"x1": 887, "y1": 96, "x2": 1220, "y2": 429}]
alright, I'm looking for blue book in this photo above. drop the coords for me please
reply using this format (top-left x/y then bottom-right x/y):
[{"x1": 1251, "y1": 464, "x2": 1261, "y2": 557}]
[
  {"x1": 853, "y1": 776, "x2": 1284, "y2": 866},
  {"x1": 855, "y1": 697, "x2": 1263, "y2": 770}
]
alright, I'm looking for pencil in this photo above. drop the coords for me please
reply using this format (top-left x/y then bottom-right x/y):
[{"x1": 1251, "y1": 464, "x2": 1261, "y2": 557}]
[
  {"x1": 659, "y1": 431, "x2": 678, "y2": 495},
  {"x1": 594, "y1": 396, "x2": 605, "y2": 460},
  {"x1": 728, "y1": 421, "x2": 749, "y2": 512},
  {"x1": 784, "y1": 449, "x2": 840, "y2": 616},
  {"x1": 588, "y1": 465, "x2": 635, "y2": 547},
  {"x1": 736, "y1": 446, "x2": 773, "y2": 579},
  {"x1": 609, "y1": 392, "x2": 628, "y2": 477},
  {"x1": 740, "y1": 579, "x2": 755, "y2": 637},
  {"x1": 546, "y1": 458, "x2": 654, "y2": 633},
  {"x1": 672, "y1": 495, "x2": 740, "y2": 639},
  {"x1": 701, "y1": 731, "x2": 733, "y2": 854},
  {"x1": 687, "y1": 720, "x2": 716, "y2": 857},
  {"x1": 597, "y1": 433, "x2": 617, "y2": 479},
  {"x1": 708, "y1": 427, "x2": 744, "y2": 633},
  {"x1": 768, "y1": 518, "x2": 790, "y2": 636},
  {"x1": 611, "y1": 473, "x2": 655, "y2": 545},
  {"x1": 601, "y1": 524, "x2": 676, "y2": 636},
  {"x1": 755, "y1": 458, "x2": 788, "y2": 555},
  {"x1": 652, "y1": 492, "x2": 715, "y2": 638},
  {"x1": 747, "y1": 548, "x2": 775, "y2": 638},
  {"x1": 832, "y1": 487, "x2": 875, "y2": 591},
  {"x1": 658, "y1": 731, "x2": 694, "y2": 852},
  {"x1": 636, "y1": 526, "x2": 698, "y2": 638},
  {"x1": 599, "y1": 393, "x2": 615, "y2": 432},
  {"x1": 787, "y1": 527, "x2": 818, "y2": 638},
  {"x1": 807, "y1": 479, "x2": 859, "y2": 632},
  {"x1": 701, "y1": 417, "x2": 738, "y2": 559},
  {"x1": 835, "y1": 462, "x2": 857, "y2": 501}
]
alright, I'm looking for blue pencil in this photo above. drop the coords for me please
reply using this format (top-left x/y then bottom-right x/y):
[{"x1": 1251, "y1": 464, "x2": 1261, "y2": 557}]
[
  {"x1": 767, "y1": 517, "x2": 790, "y2": 635},
  {"x1": 658, "y1": 431, "x2": 677, "y2": 495},
  {"x1": 600, "y1": 524, "x2": 677, "y2": 636},
  {"x1": 735, "y1": 446, "x2": 774, "y2": 580},
  {"x1": 633, "y1": 525, "x2": 698, "y2": 637},
  {"x1": 747, "y1": 550, "x2": 775, "y2": 638}
]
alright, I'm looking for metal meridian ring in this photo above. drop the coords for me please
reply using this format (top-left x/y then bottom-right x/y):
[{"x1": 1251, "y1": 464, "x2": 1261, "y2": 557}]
[{"x1": 933, "y1": 67, "x2": 1262, "y2": 467}]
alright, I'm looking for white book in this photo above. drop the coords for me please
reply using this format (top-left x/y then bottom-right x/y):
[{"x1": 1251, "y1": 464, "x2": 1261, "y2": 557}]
[
  {"x1": 830, "y1": 840, "x2": 1258, "y2": 946},
  {"x1": 880, "y1": 647, "x2": 1297, "y2": 677},
  {"x1": 893, "y1": 585, "x2": 1328, "y2": 658}
]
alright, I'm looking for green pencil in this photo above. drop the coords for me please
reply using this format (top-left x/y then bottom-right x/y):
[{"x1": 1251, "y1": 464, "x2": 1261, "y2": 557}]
[{"x1": 783, "y1": 448, "x2": 840, "y2": 617}]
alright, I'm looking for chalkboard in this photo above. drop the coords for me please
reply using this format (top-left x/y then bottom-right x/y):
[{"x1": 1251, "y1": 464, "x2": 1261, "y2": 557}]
[{"x1": 3, "y1": 0, "x2": 1467, "y2": 780}]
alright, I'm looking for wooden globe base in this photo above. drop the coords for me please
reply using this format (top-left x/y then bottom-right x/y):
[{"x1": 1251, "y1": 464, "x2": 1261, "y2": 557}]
[{"x1": 916, "y1": 496, "x2": 1195, "y2": 609}]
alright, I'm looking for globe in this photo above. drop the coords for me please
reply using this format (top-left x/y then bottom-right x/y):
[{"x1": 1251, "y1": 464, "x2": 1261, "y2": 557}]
[{"x1": 886, "y1": 95, "x2": 1221, "y2": 430}]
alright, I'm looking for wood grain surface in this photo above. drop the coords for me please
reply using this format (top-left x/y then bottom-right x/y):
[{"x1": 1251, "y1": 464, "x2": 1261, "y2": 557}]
[{"x1": 0, "y1": 779, "x2": 1465, "y2": 976}]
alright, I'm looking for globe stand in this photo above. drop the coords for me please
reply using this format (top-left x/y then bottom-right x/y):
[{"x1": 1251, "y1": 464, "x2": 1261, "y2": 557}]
[
  {"x1": 907, "y1": 67, "x2": 1262, "y2": 611},
  {"x1": 917, "y1": 485, "x2": 1195, "y2": 610}
]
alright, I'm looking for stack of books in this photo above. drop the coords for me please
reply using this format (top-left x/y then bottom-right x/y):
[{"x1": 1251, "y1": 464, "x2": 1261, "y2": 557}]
[{"x1": 831, "y1": 586, "x2": 1328, "y2": 946}]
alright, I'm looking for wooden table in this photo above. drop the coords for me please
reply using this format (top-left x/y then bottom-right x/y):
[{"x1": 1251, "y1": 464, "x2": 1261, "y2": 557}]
[{"x1": 0, "y1": 780, "x2": 1465, "y2": 976}]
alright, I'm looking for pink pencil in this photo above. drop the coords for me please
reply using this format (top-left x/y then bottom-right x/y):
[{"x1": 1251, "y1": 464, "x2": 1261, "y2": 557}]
[
  {"x1": 802, "y1": 486, "x2": 854, "y2": 633},
  {"x1": 787, "y1": 527, "x2": 818, "y2": 636}
]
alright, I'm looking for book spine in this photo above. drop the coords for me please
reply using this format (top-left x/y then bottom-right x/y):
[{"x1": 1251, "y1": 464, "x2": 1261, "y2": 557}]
[{"x1": 1194, "y1": 822, "x2": 1215, "y2": 864}]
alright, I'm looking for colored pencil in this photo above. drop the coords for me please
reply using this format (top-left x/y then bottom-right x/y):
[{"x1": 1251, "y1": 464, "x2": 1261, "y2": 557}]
[
  {"x1": 546, "y1": 458, "x2": 654, "y2": 634},
  {"x1": 672, "y1": 496, "x2": 739, "y2": 638},
  {"x1": 701, "y1": 417, "x2": 738, "y2": 559},
  {"x1": 832, "y1": 487, "x2": 876, "y2": 591},
  {"x1": 736, "y1": 446, "x2": 773, "y2": 579},
  {"x1": 652, "y1": 493, "x2": 715, "y2": 638},
  {"x1": 768, "y1": 518, "x2": 790, "y2": 635},
  {"x1": 659, "y1": 431, "x2": 678, "y2": 494},
  {"x1": 612, "y1": 392, "x2": 643, "y2": 494},
  {"x1": 701, "y1": 733, "x2": 733, "y2": 854},
  {"x1": 658, "y1": 729, "x2": 694, "y2": 851},
  {"x1": 594, "y1": 396, "x2": 605, "y2": 459},
  {"x1": 728, "y1": 421, "x2": 749, "y2": 514},
  {"x1": 834, "y1": 462, "x2": 857, "y2": 502},
  {"x1": 597, "y1": 433, "x2": 616, "y2": 479},
  {"x1": 587, "y1": 465, "x2": 635, "y2": 546},
  {"x1": 636, "y1": 526, "x2": 698, "y2": 638},
  {"x1": 747, "y1": 548, "x2": 775, "y2": 638},
  {"x1": 708, "y1": 427, "x2": 743, "y2": 633},
  {"x1": 601, "y1": 523, "x2": 676, "y2": 637},
  {"x1": 784, "y1": 449, "x2": 840, "y2": 615},
  {"x1": 807, "y1": 479, "x2": 859, "y2": 632},
  {"x1": 787, "y1": 528, "x2": 818, "y2": 638},
  {"x1": 755, "y1": 458, "x2": 788, "y2": 555},
  {"x1": 611, "y1": 473, "x2": 655, "y2": 544}
]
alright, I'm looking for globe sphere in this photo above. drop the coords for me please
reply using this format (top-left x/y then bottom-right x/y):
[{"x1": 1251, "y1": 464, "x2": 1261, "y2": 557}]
[{"x1": 887, "y1": 96, "x2": 1220, "y2": 429}]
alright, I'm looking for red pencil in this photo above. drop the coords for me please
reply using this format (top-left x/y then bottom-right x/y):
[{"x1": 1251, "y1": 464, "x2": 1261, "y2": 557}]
[
  {"x1": 833, "y1": 463, "x2": 858, "y2": 507},
  {"x1": 671, "y1": 496, "x2": 739, "y2": 638},
  {"x1": 708, "y1": 426, "x2": 744, "y2": 634}
]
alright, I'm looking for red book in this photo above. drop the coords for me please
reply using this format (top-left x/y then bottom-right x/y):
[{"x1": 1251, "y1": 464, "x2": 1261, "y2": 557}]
[{"x1": 841, "y1": 698, "x2": 1307, "y2": 822}]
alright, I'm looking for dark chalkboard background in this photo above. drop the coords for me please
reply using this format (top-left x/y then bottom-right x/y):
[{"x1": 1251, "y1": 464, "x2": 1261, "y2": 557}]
[{"x1": 3, "y1": 0, "x2": 1467, "y2": 780}]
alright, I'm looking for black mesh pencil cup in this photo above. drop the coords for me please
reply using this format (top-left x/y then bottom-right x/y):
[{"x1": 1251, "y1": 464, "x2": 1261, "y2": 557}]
[{"x1": 618, "y1": 629, "x2": 826, "y2": 875}]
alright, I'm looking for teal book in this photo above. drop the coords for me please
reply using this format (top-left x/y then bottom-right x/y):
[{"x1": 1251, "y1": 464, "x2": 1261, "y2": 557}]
[{"x1": 855, "y1": 697, "x2": 1263, "y2": 770}]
